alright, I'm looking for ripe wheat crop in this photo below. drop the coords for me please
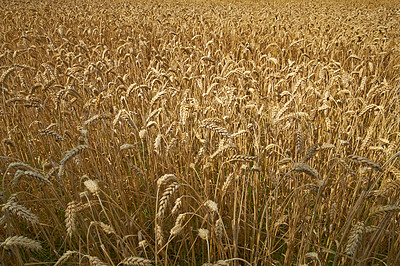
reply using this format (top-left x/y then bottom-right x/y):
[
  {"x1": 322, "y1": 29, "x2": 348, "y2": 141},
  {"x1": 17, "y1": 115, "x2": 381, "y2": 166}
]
[{"x1": 1, "y1": 0, "x2": 400, "y2": 265}]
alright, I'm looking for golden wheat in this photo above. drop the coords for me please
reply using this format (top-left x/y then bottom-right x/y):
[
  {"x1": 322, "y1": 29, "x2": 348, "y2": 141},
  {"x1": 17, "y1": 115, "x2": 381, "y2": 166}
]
[{"x1": 1, "y1": 0, "x2": 399, "y2": 265}]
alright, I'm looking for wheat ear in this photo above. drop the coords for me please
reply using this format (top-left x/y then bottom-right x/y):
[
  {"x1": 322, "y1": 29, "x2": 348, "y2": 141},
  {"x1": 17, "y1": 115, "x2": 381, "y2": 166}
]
[
  {"x1": 0, "y1": 235, "x2": 41, "y2": 251},
  {"x1": 54, "y1": 250, "x2": 79, "y2": 266},
  {"x1": 119, "y1": 256, "x2": 153, "y2": 265},
  {"x1": 345, "y1": 221, "x2": 365, "y2": 256},
  {"x1": 292, "y1": 163, "x2": 319, "y2": 179}
]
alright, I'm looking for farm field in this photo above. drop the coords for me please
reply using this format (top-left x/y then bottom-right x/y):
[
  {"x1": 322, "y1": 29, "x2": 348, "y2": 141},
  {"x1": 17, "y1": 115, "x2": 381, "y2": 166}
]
[{"x1": 1, "y1": 0, "x2": 400, "y2": 265}]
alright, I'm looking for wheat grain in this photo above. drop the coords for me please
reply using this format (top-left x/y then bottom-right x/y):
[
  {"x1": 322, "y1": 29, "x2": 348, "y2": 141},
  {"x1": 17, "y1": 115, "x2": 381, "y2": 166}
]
[
  {"x1": 139, "y1": 129, "x2": 148, "y2": 139},
  {"x1": 154, "y1": 133, "x2": 162, "y2": 154},
  {"x1": 345, "y1": 221, "x2": 365, "y2": 256},
  {"x1": 60, "y1": 145, "x2": 88, "y2": 166},
  {"x1": 6, "y1": 162, "x2": 38, "y2": 174},
  {"x1": 87, "y1": 255, "x2": 108, "y2": 266},
  {"x1": 222, "y1": 173, "x2": 234, "y2": 196},
  {"x1": 157, "y1": 182, "x2": 179, "y2": 219},
  {"x1": 119, "y1": 256, "x2": 153, "y2": 265},
  {"x1": 204, "y1": 200, "x2": 219, "y2": 213},
  {"x1": 347, "y1": 154, "x2": 382, "y2": 171},
  {"x1": 215, "y1": 218, "x2": 224, "y2": 242},
  {"x1": 198, "y1": 228, "x2": 210, "y2": 240},
  {"x1": 319, "y1": 143, "x2": 335, "y2": 150},
  {"x1": 199, "y1": 123, "x2": 229, "y2": 138},
  {"x1": 65, "y1": 201, "x2": 77, "y2": 237},
  {"x1": 2, "y1": 201, "x2": 39, "y2": 225},
  {"x1": 369, "y1": 205, "x2": 400, "y2": 217},
  {"x1": 170, "y1": 213, "x2": 186, "y2": 236},
  {"x1": 84, "y1": 113, "x2": 111, "y2": 127},
  {"x1": 121, "y1": 114, "x2": 137, "y2": 130},
  {"x1": 0, "y1": 235, "x2": 41, "y2": 251},
  {"x1": 274, "y1": 112, "x2": 310, "y2": 124},
  {"x1": 84, "y1": 179, "x2": 100, "y2": 196},
  {"x1": 171, "y1": 196, "x2": 183, "y2": 216},
  {"x1": 157, "y1": 174, "x2": 178, "y2": 187},
  {"x1": 54, "y1": 250, "x2": 79, "y2": 266},
  {"x1": 227, "y1": 154, "x2": 257, "y2": 163},
  {"x1": 39, "y1": 129, "x2": 65, "y2": 141},
  {"x1": 120, "y1": 144, "x2": 135, "y2": 151},
  {"x1": 337, "y1": 158, "x2": 357, "y2": 177},
  {"x1": 166, "y1": 138, "x2": 178, "y2": 155},
  {"x1": 201, "y1": 117, "x2": 223, "y2": 125},
  {"x1": 302, "y1": 144, "x2": 319, "y2": 162},
  {"x1": 295, "y1": 129, "x2": 304, "y2": 154},
  {"x1": 292, "y1": 163, "x2": 319, "y2": 179},
  {"x1": 155, "y1": 224, "x2": 164, "y2": 247},
  {"x1": 12, "y1": 170, "x2": 53, "y2": 188},
  {"x1": 0, "y1": 66, "x2": 16, "y2": 84},
  {"x1": 131, "y1": 165, "x2": 145, "y2": 179},
  {"x1": 90, "y1": 221, "x2": 115, "y2": 235},
  {"x1": 150, "y1": 90, "x2": 167, "y2": 107}
]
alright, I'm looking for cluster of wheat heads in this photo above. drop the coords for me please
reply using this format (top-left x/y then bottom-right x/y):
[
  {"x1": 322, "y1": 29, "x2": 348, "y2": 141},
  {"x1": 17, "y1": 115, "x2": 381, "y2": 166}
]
[{"x1": 1, "y1": 0, "x2": 400, "y2": 264}]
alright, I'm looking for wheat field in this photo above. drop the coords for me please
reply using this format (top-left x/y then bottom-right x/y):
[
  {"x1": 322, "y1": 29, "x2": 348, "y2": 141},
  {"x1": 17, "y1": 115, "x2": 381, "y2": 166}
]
[{"x1": 1, "y1": 0, "x2": 400, "y2": 265}]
